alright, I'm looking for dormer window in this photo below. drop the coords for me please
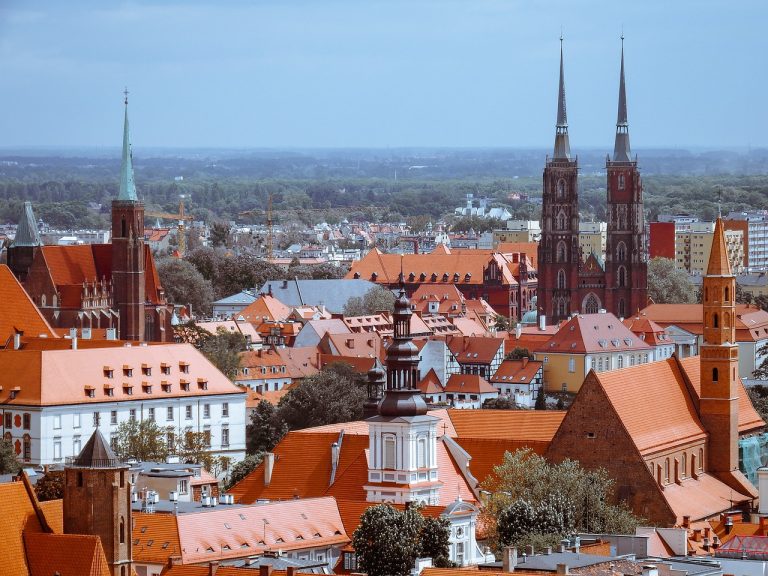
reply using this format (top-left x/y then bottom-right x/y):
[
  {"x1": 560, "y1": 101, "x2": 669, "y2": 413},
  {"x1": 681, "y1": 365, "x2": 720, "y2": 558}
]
[
  {"x1": 142, "y1": 383, "x2": 152, "y2": 394},
  {"x1": 180, "y1": 380, "x2": 190, "y2": 392},
  {"x1": 197, "y1": 379, "x2": 208, "y2": 391},
  {"x1": 123, "y1": 385, "x2": 133, "y2": 395},
  {"x1": 161, "y1": 363, "x2": 171, "y2": 375},
  {"x1": 161, "y1": 382, "x2": 172, "y2": 393},
  {"x1": 85, "y1": 386, "x2": 96, "y2": 398},
  {"x1": 103, "y1": 367, "x2": 114, "y2": 379},
  {"x1": 142, "y1": 364, "x2": 152, "y2": 376},
  {"x1": 179, "y1": 362, "x2": 190, "y2": 374},
  {"x1": 123, "y1": 366, "x2": 133, "y2": 377},
  {"x1": 104, "y1": 384, "x2": 115, "y2": 397}
]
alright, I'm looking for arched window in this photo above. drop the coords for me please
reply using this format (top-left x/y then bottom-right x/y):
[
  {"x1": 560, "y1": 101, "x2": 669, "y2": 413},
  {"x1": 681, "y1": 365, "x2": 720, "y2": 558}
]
[
  {"x1": 616, "y1": 242, "x2": 627, "y2": 262},
  {"x1": 557, "y1": 298, "x2": 567, "y2": 318},
  {"x1": 712, "y1": 367, "x2": 719, "y2": 382},
  {"x1": 417, "y1": 436, "x2": 427, "y2": 468},
  {"x1": 557, "y1": 179, "x2": 566, "y2": 198},
  {"x1": 41, "y1": 294, "x2": 46, "y2": 307},
  {"x1": 713, "y1": 313, "x2": 719, "y2": 328},
  {"x1": 583, "y1": 293, "x2": 600, "y2": 315},
  {"x1": 682, "y1": 453, "x2": 687, "y2": 478},
  {"x1": 383, "y1": 434, "x2": 396, "y2": 470},
  {"x1": 556, "y1": 241, "x2": 567, "y2": 263},
  {"x1": 617, "y1": 266, "x2": 627, "y2": 288},
  {"x1": 664, "y1": 458, "x2": 670, "y2": 483},
  {"x1": 121, "y1": 218, "x2": 127, "y2": 238},
  {"x1": 557, "y1": 270, "x2": 567, "y2": 290},
  {"x1": 556, "y1": 211, "x2": 567, "y2": 231},
  {"x1": 618, "y1": 174, "x2": 625, "y2": 190},
  {"x1": 698, "y1": 447, "x2": 704, "y2": 471},
  {"x1": 119, "y1": 516, "x2": 125, "y2": 544},
  {"x1": 22, "y1": 434, "x2": 31, "y2": 461},
  {"x1": 705, "y1": 287, "x2": 708, "y2": 302},
  {"x1": 725, "y1": 286, "x2": 730, "y2": 301},
  {"x1": 618, "y1": 299, "x2": 626, "y2": 318}
]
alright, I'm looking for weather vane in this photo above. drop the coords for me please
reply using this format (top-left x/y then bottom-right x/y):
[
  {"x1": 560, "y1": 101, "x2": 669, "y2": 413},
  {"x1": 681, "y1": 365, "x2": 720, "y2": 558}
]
[{"x1": 123, "y1": 87, "x2": 129, "y2": 105}]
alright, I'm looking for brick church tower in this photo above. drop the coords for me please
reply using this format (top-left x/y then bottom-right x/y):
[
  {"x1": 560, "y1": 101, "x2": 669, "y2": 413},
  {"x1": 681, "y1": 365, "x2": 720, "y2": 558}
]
[
  {"x1": 64, "y1": 429, "x2": 133, "y2": 576},
  {"x1": 538, "y1": 39, "x2": 580, "y2": 324},
  {"x1": 603, "y1": 39, "x2": 647, "y2": 318},
  {"x1": 112, "y1": 92, "x2": 146, "y2": 341}
]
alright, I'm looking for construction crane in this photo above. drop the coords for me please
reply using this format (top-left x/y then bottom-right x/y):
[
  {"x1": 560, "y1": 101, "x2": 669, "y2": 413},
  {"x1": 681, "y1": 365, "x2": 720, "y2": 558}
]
[
  {"x1": 146, "y1": 196, "x2": 193, "y2": 256},
  {"x1": 238, "y1": 193, "x2": 274, "y2": 260}
]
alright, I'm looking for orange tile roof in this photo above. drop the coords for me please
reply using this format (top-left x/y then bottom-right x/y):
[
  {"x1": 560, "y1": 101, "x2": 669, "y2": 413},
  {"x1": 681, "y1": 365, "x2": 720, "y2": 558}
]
[
  {"x1": 0, "y1": 343, "x2": 244, "y2": 407},
  {"x1": 447, "y1": 409, "x2": 565, "y2": 442},
  {"x1": 593, "y1": 357, "x2": 707, "y2": 455},
  {"x1": 24, "y1": 532, "x2": 111, "y2": 576},
  {"x1": 335, "y1": 499, "x2": 447, "y2": 541},
  {"x1": 623, "y1": 316, "x2": 673, "y2": 347},
  {"x1": 238, "y1": 295, "x2": 293, "y2": 325},
  {"x1": 536, "y1": 312, "x2": 651, "y2": 354},
  {"x1": 490, "y1": 359, "x2": 543, "y2": 385},
  {"x1": 38, "y1": 498, "x2": 63, "y2": 534},
  {"x1": 677, "y1": 356, "x2": 765, "y2": 434},
  {"x1": 708, "y1": 219, "x2": 732, "y2": 275},
  {"x1": 496, "y1": 242, "x2": 539, "y2": 268},
  {"x1": 245, "y1": 385, "x2": 295, "y2": 408},
  {"x1": 0, "y1": 481, "x2": 44, "y2": 575},
  {"x1": 447, "y1": 336, "x2": 504, "y2": 364},
  {"x1": 641, "y1": 303, "x2": 768, "y2": 340},
  {"x1": 662, "y1": 473, "x2": 751, "y2": 523},
  {"x1": 163, "y1": 567, "x2": 296, "y2": 576},
  {"x1": 0, "y1": 265, "x2": 57, "y2": 344},
  {"x1": 444, "y1": 374, "x2": 497, "y2": 394},
  {"x1": 322, "y1": 332, "x2": 382, "y2": 359},
  {"x1": 320, "y1": 354, "x2": 377, "y2": 374},
  {"x1": 418, "y1": 368, "x2": 444, "y2": 394},
  {"x1": 450, "y1": 317, "x2": 491, "y2": 337},
  {"x1": 455, "y1": 437, "x2": 551, "y2": 485}
]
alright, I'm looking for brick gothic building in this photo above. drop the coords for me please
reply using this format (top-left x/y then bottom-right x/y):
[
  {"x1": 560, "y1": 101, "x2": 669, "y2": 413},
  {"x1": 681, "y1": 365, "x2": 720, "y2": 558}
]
[
  {"x1": 8, "y1": 96, "x2": 172, "y2": 342},
  {"x1": 547, "y1": 219, "x2": 762, "y2": 525},
  {"x1": 538, "y1": 40, "x2": 647, "y2": 324}
]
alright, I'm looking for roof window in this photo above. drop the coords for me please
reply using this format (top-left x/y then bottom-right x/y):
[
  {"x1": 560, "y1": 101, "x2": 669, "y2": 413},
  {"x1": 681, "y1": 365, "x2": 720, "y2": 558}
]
[{"x1": 103, "y1": 367, "x2": 114, "y2": 378}]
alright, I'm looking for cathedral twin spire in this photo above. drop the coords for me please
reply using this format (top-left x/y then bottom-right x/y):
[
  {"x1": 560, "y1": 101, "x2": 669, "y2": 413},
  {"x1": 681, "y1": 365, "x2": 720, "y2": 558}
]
[{"x1": 554, "y1": 37, "x2": 632, "y2": 162}]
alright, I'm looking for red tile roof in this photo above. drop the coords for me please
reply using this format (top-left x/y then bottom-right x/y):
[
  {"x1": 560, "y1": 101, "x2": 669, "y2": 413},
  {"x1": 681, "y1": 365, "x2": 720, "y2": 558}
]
[
  {"x1": 447, "y1": 336, "x2": 504, "y2": 365},
  {"x1": 444, "y1": 374, "x2": 497, "y2": 394},
  {"x1": 0, "y1": 481, "x2": 44, "y2": 575},
  {"x1": 237, "y1": 295, "x2": 292, "y2": 325},
  {"x1": 0, "y1": 265, "x2": 57, "y2": 344},
  {"x1": 641, "y1": 303, "x2": 768, "y2": 340},
  {"x1": 446, "y1": 409, "x2": 565, "y2": 442},
  {"x1": 418, "y1": 368, "x2": 444, "y2": 394},
  {"x1": 24, "y1": 532, "x2": 111, "y2": 576},
  {"x1": 535, "y1": 312, "x2": 651, "y2": 354},
  {"x1": 490, "y1": 359, "x2": 543, "y2": 385}
]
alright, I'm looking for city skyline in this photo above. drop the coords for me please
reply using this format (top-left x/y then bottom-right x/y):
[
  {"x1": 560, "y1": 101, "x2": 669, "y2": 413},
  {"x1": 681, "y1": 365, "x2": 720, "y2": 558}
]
[{"x1": 0, "y1": 0, "x2": 765, "y2": 149}]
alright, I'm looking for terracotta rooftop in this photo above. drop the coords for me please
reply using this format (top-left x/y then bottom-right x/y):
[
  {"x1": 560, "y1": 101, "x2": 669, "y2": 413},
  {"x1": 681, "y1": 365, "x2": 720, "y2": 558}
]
[
  {"x1": 418, "y1": 368, "x2": 444, "y2": 394},
  {"x1": 490, "y1": 358, "x2": 543, "y2": 385},
  {"x1": 447, "y1": 409, "x2": 565, "y2": 442},
  {"x1": 443, "y1": 374, "x2": 497, "y2": 394},
  {"x1": 708, "y1": 218, "x2": 732, "y2": 276},
  {"x1": 24, "y1": 532, "x2": 110, "y2": 576},
  {"x1": 536, "y1": 312, "x2": 651, "y2": 354},
  {"x1": 0, "y1": 265, "x2": 57, "y2": 345},
  {"x1": 447, "y1": 336, "x2": 505, "y2": 364},
  {"x1": 641, "y1": 303, "x2": 768, "y2": 340},
  {"x1": 237, "y1": 295, "x2": 292, "y2": 326}
]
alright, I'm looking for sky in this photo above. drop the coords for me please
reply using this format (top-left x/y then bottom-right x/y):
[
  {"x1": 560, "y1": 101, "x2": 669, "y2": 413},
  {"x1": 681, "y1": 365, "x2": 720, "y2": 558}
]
[{"x1": 0, "y1": 0, "x2": 765, "y2": 149}]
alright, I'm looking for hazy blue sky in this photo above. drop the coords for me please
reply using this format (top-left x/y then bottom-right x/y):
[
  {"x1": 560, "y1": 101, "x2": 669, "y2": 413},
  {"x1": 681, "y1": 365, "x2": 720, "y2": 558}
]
[{"x1": 0, "y1": 0, "x2": 765, "y2": 149}]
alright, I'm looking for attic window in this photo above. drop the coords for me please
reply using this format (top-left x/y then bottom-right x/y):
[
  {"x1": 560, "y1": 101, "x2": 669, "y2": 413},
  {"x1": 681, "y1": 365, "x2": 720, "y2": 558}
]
[
  {"x1": 206, "y1": 547, "x2": 214, "y2": 553},
  {"x1": 314, "y1": 532, "x2": 321, "y2": 538},
  {"x1": 223, "y1": 545, "x2": 231, "y2": 551},
  {"x1": 465, "y1": 273, "x2": 471, "y2": 281},
  {"x1": 442, "y1": 273, "x2": 449, "y2": 282},
  {"x1": 224, "y1": 523, "x2": 231, "y2": 529},
  {"x1": 420, "y1": 273, "x2": 427, "y2": 281},
  {"x1": 161, "y1": 363, "x2": 171, "y2": 375},
  {"x1": 147, "y1": 539, "x2": 154, "y2": 547},
  {"x1": 162, "y1": 542, "x2": 169, "y2": 549},
  {"x1": 123, "y1": 366, "x2": 133, "y2": 377},
  {"x1": 520, "y1": 376, "x2": 526, "y2": 381},
  {"x1": 133, "y1": 539, "x2": 139, "y2": 546},
  {"x1": 570, "y1": 343, "x2": 576, "y2": 349},
  {"x1": 586, "y1": 432, "x2": 596, "y2": 439},
  {"x1": 103, "y1": 367, "x2": 114, "y2": 378},
  {"x1": 239, "y1": 514, "x2": 247, "y2": 520},
  {"x1": 85, "y1": 386, "x2": 96, "y2": 398},
  {"x1": 431, "y1": 273, "x2": 438, "y2": 282},
  {"x1": 276, "y1": 538, "x2": 284, "y2": 544},
  {"x1": 408, "y1": 273, "x2": 415, "y2": 281},
  {"x1": 179, "y1": 362, "x2": 190, "y2": 374},
  {"x1": 197, "y1": 379, "x2": 208, "y2": 391},
  {"x1": 104, "y1": 385, "x2": 114, "y2": 397},
  {"x1": 611, "y1": 339, "x2": 619, "y2": 347},
  {"x1": 296, "y1": 535, "x2": 304, "y2": 540},
  {"x1": 140, "y1": 527, "x2": 147, "y2": 533},
  {"x1": 161, "y1": 382, "x2": 172, "y2": 393},
  {"x1": 180, "y1": 380, "x2": 190, "y2": 392},
  {"x1": 240, "y1": 543, "x2": 249, "y2": 548},
  {"x1": 453, "y1": 273, "x2": 460, "y2": 282},
  {"x1": 142, "y1": 365, "x2": 151, "y2": 376},
  {"x1": 624, "y1": 338, "x2": 633, "y2": 346},
  {"x1": 123, "y1": 385, "x2": 133, "y2": 395},
  {"x1": 142, "y1": 383, "x2": 152, "y2": 394}
]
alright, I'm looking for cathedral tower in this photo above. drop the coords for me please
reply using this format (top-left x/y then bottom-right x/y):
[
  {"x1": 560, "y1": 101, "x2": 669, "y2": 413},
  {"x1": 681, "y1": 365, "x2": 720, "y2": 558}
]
[
  {"x1": 603, "y1": 39, "x2": 647, "y2": 318},
  {"x1": 366, "y1": 280, "x2": 441, "y2": 504},
  {"x1": 538, "y1": 39, "x2": 580, "y2": 324},
  {"x1": 64, "y1": 429, "x2": 133, "y2": 576},
  {"x1": 112, "y1": 91, "x2": 146, "y2": 341},
  {"x1": 7, "y1": 201, "x2": 42, "y2": 282}
]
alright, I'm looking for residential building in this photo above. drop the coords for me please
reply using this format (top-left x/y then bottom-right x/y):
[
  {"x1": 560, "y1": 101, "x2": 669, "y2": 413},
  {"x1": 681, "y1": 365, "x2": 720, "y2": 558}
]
[
  {"x1": 674, "y1": 222, "x2": 745, "y2": 275},
  {"x1": 0, "y1": 343, "x2": 247, "y2": 469},
  {"x1": 128, "y1": 460, "x2": 219, "y2": 502},
  {"x1": 293, "y1": 319, "x2": 350, "y2": 348},
  {"x1": 493, "y1": 220, "x2": 541, "y2": 243},
  {"x1": 578, "y1": 221, "x2": 607, "y2": 260},
  {"x1": 211, "y1": 289, "x2": 257, "y2": 319},
  {"x1": 446, "y1": 336, "x2": 505, "y2": 379},
  {"x1": 538, "y1": 43, "x2": 647, "y2": 323},
  {"x1": 622, "y1": 315, "x2": 676, "y2": 361},
  {"x1": 443, "y1": 374, "x2": 498, "y2": 409},
  {"x1": 237, "y1": 294, "x2": 292, "y2": 326},
  {"x1": 726, "y1": 211, "x2": 768, "y2": 271},
  {"x1": 533, "y1": 312, "x2": 654, "y2": 393},
  {"x1": 489, "y1": 357, "x2": 544, "y2": 408}
]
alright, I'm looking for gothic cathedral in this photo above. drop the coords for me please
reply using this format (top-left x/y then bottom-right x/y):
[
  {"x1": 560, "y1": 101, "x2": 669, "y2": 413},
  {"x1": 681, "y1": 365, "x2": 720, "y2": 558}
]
[{"x1": 538, "y1": 40, "x2": 648, "y2": 324}]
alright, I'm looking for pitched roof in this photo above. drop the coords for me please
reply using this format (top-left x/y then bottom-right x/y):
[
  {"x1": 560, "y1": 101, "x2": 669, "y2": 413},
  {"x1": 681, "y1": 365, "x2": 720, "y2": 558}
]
[
  {"x1": 447, "y1": 336, "x2": 505, "y2": 364},
  {"x1": 0, "y1": 343, "x2": 244, "y2": 407},
  {"x1": 490, "y1": 359, "x2": 543, "y2": 385},
  {"x1": 447, "y1": 409, "x2": 565, "y2": 442},
  {"x1": 444, "y1": 374, "x2": 497, "y2": 394},
  {"x1": 12, "y1": 202, "x2": 42, "y2": 247},
  {"x1": 535, "y1": 312, "x2": 651, "y2": 354},
  {"x1": 418, "y1": 368, "x2": 444, "y2": 394},
  {"x1": 622, "y1": 316, "x2": 673, "y2": 347},
  {"x1": 0, "y1": 481, "x2": 44, "y2": 575},
  {"x1": 237, "y1": 295, "x2": 292, "y2": 326},
  {"x1": 131, "y1": 512, "x2": 181, "y2": 564},
  {"x1": 0, "y1": 265, "x2": 57, "y2": 344},
  {"x1": 24, "y1": 532, "x2": 111, "y2": 576},
  {"x1": 72, "y1": 429, "x2": 121, "y2": 468},
  {"x1": 593, "y1": 357, "x2": 708, "y2": 455},
  {"x1": 258, "y1": 279, "x2": 378, "y2": 313},
  {"x1": 454, "y1": 437, "x2": 551, "y2": 486},
  {"x1": 641, "y1": 303, "x2": 768, "y2": 340},
  {"x1": 707, "y1": 218, "x2": 732, "y2": 276}
]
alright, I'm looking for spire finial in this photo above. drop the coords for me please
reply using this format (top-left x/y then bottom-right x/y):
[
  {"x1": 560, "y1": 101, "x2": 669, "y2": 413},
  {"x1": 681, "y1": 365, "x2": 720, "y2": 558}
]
[
  {"x1": 612, "y1": 35, "x2": 632, "y2": 162},
  {"x1": 123, "y1": 87, "x2": 129, "y2": 106},
  {"x1": 553, "y1": 35, "x2": 571, "y2": 160}
]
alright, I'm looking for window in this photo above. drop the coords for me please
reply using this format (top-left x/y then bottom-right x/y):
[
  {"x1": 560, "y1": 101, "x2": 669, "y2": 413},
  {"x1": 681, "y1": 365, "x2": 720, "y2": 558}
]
[
  {"x1": 618, "y1": 174, "x2": 625, "y2": 190},
  {"x1": 203, "y1": 404, "x2": 210, "y2": 419},
  {"x1": 167, "y1": 430, "x2": 175, "y2": 449},
  {"x1": 161, "y1": 383, "x2": 171, "y2": 393},
  {"x1": 568, "y1": 357, "x2": 576, "y2": 373},
  {"x1": 617, "y1": 241, "x2": 627, "y2": 261},
  {"x1": 73, "y1": 437, "x2": 81, "y2": 455},
  {"x1": 557, "y1": 269, "x2": 567, "y2": 290},
  {"x1": 147, "y1": 408, "x2": 155, "y2": 421},
  {"x1": 123, "y1": 367, "x2": 133, "y2": 377},
  {"x1": 712, "y1": 367, "x2": 719, "y2": 382},
  {"x1": 53, "y1": 440, "x2": 61, "y2": 461},
  {"x1": 129, "y1": 409, "x2": 136, "y2": 422},
  {"x1": 93, "y1": 412, "x2": 100, "y2": 427},
  {"x1": 617, "y1": 266, "x2": 627, "y2": 288},
  {"x1": 664, "y1": 458, "x2": 670, "y2": 483},
  {"x1": 111, "y1": 411, "x2": 118, "y2": 425},
  {"x1": 222, "y1": 427, "x2": 230, "y2": 447},
  {"x1": 161, "y1": 364, "x2": 171, "y2": 375},
  {"x1": 417, "y1": 436, "x2": 427, "y2": 468},
  {"x1": 699, "y1": 448, "x2": 704, "y2": 471},
  {"x1": 185, "y1": 405, "x2": 193, "y2": 420},
  {"x1": 103, "y1": 368, "x2": 114, "y2": 379},
  {"x1": 557, "y1": 241, "x2": 567, "y2": 263},
  {"x1": 713, "y1": 313, "x2": 719, "y2": 328},
  {"x1": 23, "y1": 413, "x2": 31, "y2": 430},
  {"x1": 203, "y1": 428, "x2": 211, "y2": 448},
  {"x1": 178, "y1": 479, "x2": 189, "y2": 495},
  {"x1": 23, "y1": 434, "x2": 31, "y2": 461},
  {"x1": 456, "y1": 542, "x2": 465, "y2": 565},
  {"x1": 4, "y1": 412, "x2": 11, "y2": 429},
  {"x1": 167, "y1": 406, "x2": 174, "y2": 421},
  {"x1": 584, "y1": 293, "x2": 600, "y2": 314},
  {"x1": 344, "y1": 553, "x2": 358, "y2": 571},
  {"x1": 53, "y1": 414, "x2": 61, "y2": 429},
  {"x1": 383, "y1": 434, "x2": 396, "y2": 469},
  {"x1": 142, "y1": 384, "x2": 152, "y2": 394},
  {"x1": 179, "y1": 362, "x2": 190, "y2": 374},
  {"x1": 682, "y1": 452, "x2": 687, "y2": 478},
  {"x1": 618, "y1": 355, "x2": 624, "y2": 369},
  {"x1": 142, "y1": 366, "x2": 151, "y2": 376},
  {"x1": 222, "y1": 403, "x2": 229, "y2": 417}
]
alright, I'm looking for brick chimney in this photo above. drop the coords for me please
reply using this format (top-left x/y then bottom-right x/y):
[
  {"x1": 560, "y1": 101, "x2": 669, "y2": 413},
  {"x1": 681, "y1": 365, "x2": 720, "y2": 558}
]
[
  {"x1": 260, "y1": 565, "x2": 273, "y2": 576},
  {"x1": 522, "y1": 357, "x2": 529, "y2": 368},
  {"x1": 208, "y1": 561, "x2": 219, "y2": 576}
]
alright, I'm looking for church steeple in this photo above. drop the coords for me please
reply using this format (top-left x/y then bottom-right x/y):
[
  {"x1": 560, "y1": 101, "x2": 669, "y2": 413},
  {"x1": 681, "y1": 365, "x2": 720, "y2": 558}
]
[
  {"x1": 118, "y1": 89, "x2": 138, "y2": 202},
  {"x1": 612, "y1": 37, "x2": 632, "y2": 162},
  {"x1": 553, "y1": 37, "x2": 571, "y2": 160}
]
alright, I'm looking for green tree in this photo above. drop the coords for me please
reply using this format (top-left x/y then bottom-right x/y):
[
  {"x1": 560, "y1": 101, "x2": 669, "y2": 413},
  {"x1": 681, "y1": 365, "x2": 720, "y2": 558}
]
[
  {"x1": 495, "y1": 315, "x2": 512, "y2": 332},
  {"x1": 34, "y1": 470, "x2": 65, "y2": 501},
  {"x1": 114, "y1": 419, "x2": 169, "y2": 462},
  {"x1": 200, "y1": 327, "x2": 247, "y2": 380},
  {"x1": 483, "y1": 397, "x2": 520, "y2": 410},
  {"x1": 0, "y1": 438, "x2": 20, "y2": 474},
  {"x1": 157, "y1": 257, "x2": 215, "y2": 316},
  {"x1": 481, "y1": 448, "x2": 642, "y2": 552},
  {"x1": 421, "y1": 515, "x2": 453, "y2": 568},
  {"x1": 352, "y1": 504, "x2": 424, "y2": 576},
  {"x1": 535, "y1": 387, "x2": 547, "y2": 410},
  {"x1": 505, "y1": 347, "x2": 531, "y2": 360},
  {"x1": 647, "y1": 257, "x2": 696, "y2": 304},
  {"x1": 176, "y1": 429, "x2": 217, "y2": 471},
  {"x1": 277, "y1": 363, "x2": 366, "y2": 431},
  {"x1": 247, "y1": 400, "x2": 288, "y2": 454},
  {"x1": 226, "y1": 453, "x2": 265, "y2": 491},
  {"x1": 747, "y1": 384, "x2": 768, "y2": 422},
  {"x1": 210, "y1": 221, "x2": 230, "y2": 248},
  {"x1": 343, "y1": 286, "x2": 397, "y2": 316}
]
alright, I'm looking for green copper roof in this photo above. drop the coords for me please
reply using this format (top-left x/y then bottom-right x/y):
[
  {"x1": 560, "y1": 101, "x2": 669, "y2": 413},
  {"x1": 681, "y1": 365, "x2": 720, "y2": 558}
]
[
  {"x1": 12, "y1": 201, "x2": 42, "y2": 247},
  {"x1": 118, "y1": 97, "x2": 139, "y2": 202}
]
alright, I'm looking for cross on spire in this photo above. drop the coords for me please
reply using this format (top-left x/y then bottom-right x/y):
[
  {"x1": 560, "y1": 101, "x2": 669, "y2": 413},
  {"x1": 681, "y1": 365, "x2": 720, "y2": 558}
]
[
  {"x1": 553, "y1": 35, "x2": 571, "y2": 160},
  {"x1": 612, "y1": 35, "x2": 632, "y2": 162},
  {"x1": 123, "y1": 87, "x2": 129, "y2": 106}
]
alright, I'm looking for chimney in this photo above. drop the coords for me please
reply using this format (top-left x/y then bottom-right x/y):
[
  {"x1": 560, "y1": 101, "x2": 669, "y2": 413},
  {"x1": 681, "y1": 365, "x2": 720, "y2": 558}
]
[
  {"x1": 287, "y1": 568, "x2": 297, "y2": 576},
  {"x1": 502, "y1": 546, "x2": 518, "y2": 572},
  {"x1": 331, "y1": 442, "x2": 340, "y2": 470},
  {"x1": 692, "y1": 529, "x2": 702, "y2": 542},
  {"x1": 13, "y1": 333, "x2": 21, "y2": 350},
  {"x1": 515, "y1": 323, "x2": 522, "y2": 339},
  {"x1": 264, "y1": 453, "x2": 275, "y2": 487},
  {"x1": 260, "y1": 565, "x2": 273, "y2": 576},
  {"x1": 556, "y1": 564, "x2": 569, "y2": 575},
  {"x1": 682, "y1": 515, "x2": 691, "y2": 529},
  {"x1": 71, "y1": 336, "x2": 78, "y2": 350},
  {"x1": 545, "y1": 547, "x2": 552, "y2": 555},
  {"x1": 559, "y1": 539, "x2": 568, "y2": 553},
  {"x1": 522, "y1": 357, "x2": 529, "y2": 368},
  {"x1": 538, "y1": 315, "x2": 546, "y2": 331},
  {"x1": 208, "y1": 561, "x2": 219, "y2": 576},
  {"x1": 724, "y1": 517, "x2": 733, "y2": 535},
  {"x1": 642, "y1": 566, "x2": 658, "y2": 576},
  {"x1": 573, "y1": 536, "x2": 580, "y2": 553}
]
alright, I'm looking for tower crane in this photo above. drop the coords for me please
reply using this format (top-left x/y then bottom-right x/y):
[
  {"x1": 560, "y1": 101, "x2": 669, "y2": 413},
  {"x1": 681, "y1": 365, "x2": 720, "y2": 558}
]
[{"x1": 146, "y1": 196, "x2": 193, "y2": 256}]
